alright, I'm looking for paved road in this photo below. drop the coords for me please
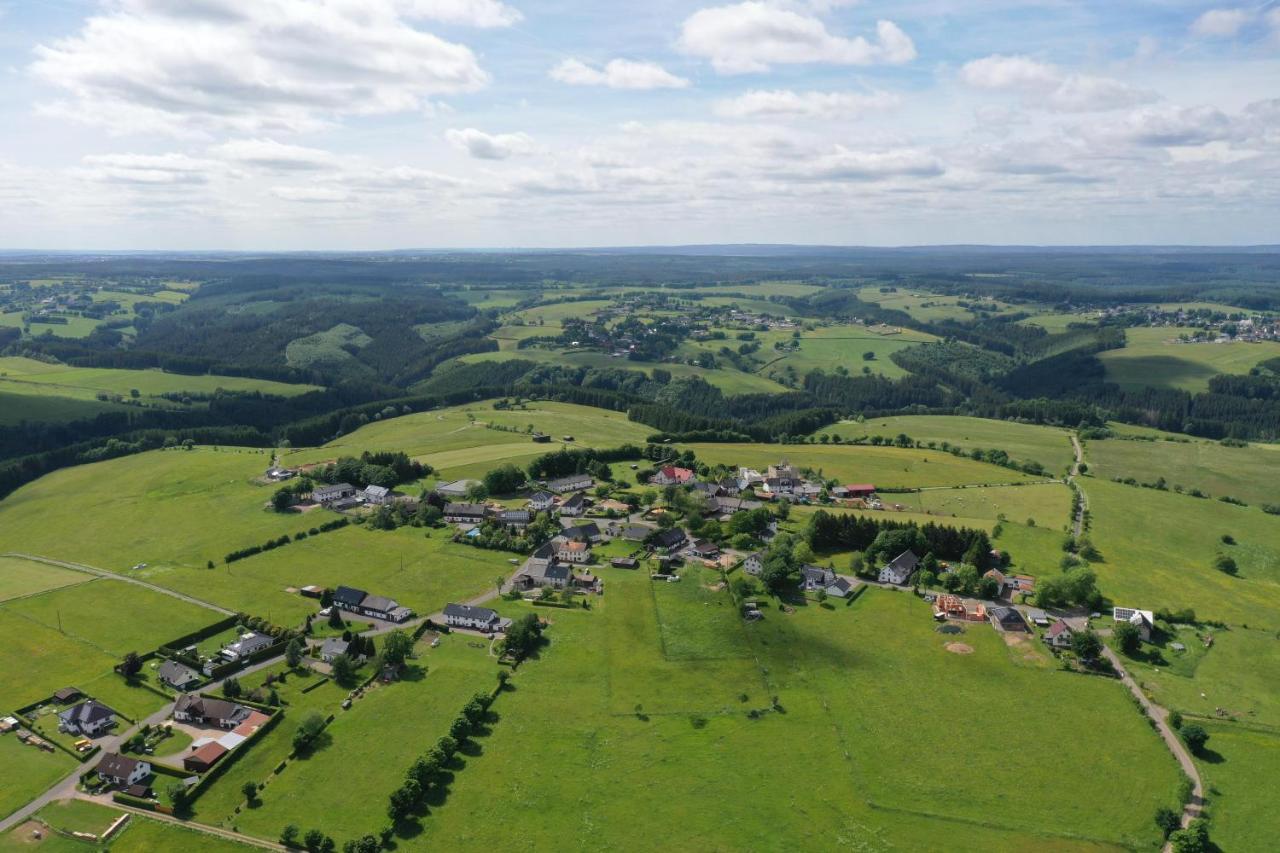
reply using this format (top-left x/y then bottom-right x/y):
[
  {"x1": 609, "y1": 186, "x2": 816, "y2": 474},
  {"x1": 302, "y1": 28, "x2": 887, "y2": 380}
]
[
  {"x1": 3, "y1": 553, "x2": 234, "y2": 616},
  {"x1": 1101, "y1": 645, "x2": 1205, "y2": 847}
]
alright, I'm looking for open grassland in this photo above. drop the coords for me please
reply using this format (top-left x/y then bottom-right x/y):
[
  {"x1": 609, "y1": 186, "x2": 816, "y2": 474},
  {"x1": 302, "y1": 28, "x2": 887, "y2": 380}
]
[
  {"x1": 1017, "y1": 312, "x2": 1098, "y2": 331},
  {"x1": 757, "y1": 325, "x2": 934, "y2": 382},
  {"x1": 508, "y1": 299, "x2": 614, "y2": 325},
  {"x1": 0, "y1": 356, "x2": 319, "y2": 400},
  {"x1": 33, "y1": 800, "x2": 121, "y2": 836},
  {"x1": 145, "y1": 525, "x2": 507, "y2": 625},
  {"x1": 684, "y1": 443, "x2": 1043, "y2": 489},
  {"x1": 857, "y1": 287, "x2": 1020, "y2": 322},
  {"x1": 1087, "y1": 436, "x2": 1280, "y2": 506},
  {"x1": 418, "y1": 576, "x2": 1177, "y2": 851},
  {"x1": 228, "y1": 636, "x2": 497, "y2": 843},
  {"x1": 1194, "y1": 724, "x2": 1280, "y2": 852},
  {"x1": 819, "y1": 415, "x2": 1076, "y2": 474},
  {"x1": 0, "y1": 556, "x2": 93, "y2": 602},
  {"x1": 0, "y1": 737, "x2": 74, "y2": 827},
  {"x1": 0, "y1": 447, "x2": 317, "y2": 573},
  {"x1": 0, "y1": 389, "x2": 128, "y2": 426},
  {"x1": 901, "y1": 482, "x2": 1072, "y2": 523},
  {"x1": 702, "y1": 281, "x2": 826, "y2": 298},
  {"x1": 1099, "y1": 327, "x2": 1280, "y2": 392},
  {"x1": 108, "y1": 814, "x2": 253, "y2": 852},
  {"x1": 1083, "y1": 478, "x2": 1280, "y2": 629}
]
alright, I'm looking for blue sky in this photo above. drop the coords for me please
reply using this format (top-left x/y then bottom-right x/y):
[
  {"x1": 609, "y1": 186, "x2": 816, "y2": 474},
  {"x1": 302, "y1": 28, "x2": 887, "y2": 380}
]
[{"x1": 0, "y1": 0, "x2": 1277, "y2": 249}]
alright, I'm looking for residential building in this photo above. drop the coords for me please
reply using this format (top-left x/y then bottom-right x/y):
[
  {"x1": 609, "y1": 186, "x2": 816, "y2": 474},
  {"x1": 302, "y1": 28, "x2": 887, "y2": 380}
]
[
  {"x1": 220, "y1": 632, "x2": 274, "y2": 661},
  {"x1": 1026, "y1": 608, "x2": 1050, "y2": 627},
  {"x1": 651, "y1": 466, "x2": 695, "y2": 486},
  {"x1": 362, "y1": 485, "x2": 391, "y2": 505},
  {"x1": 157, "y1": 660, "x2": 201, "y2": 691},
  {"x1": 313, "y1": 483, "x2": 356, "y2": 505},
  {"x1": 878, "y1": 550, "x2": 920, "y2": 586},
  {"x1": 650, "y1": 527, "x2": 687, "y2": 551},
  {"x1": 689, "y1": 539, "x2": 720, "y2": 559},
  {"x1": 989, "y1": 606, "x2": 1030, "y2": 633},
  {"x1": 184, "y1": 742, "x2": 228, "y2": 773},
  {"x1": 1113, "y1": 607, "x2": 1155, "y2": 641},
  {"x1": 319, "y1": 637, "x2": 365, "y2": 663},
  {"x1": 173, "y1": 695, "x2": 251, "y2": 729},
  {"x1": 443, "y1": 503, "x2": 489, "y2": 524},
  {"x1": 840, "y1": 484, "x2": 877, "y2": 499},
  {"x1": 557, "y1": 540, "x2": 592, "y2": 564},
  {"x1": 496, "y1": 509, "x2": 531, "y2": 529},
  {"x1": 333, "y1": 585, "x2": 413, "y2": 622},
  {"x1": 736, "y1": 467, "x2": 764, "y2": 491},
  {"x1": 58, "y1": 700, "x2": 116, "y2": 736},
  {"x1": 1045, "y1": 621, "x2": 1074, "y2": 649},
  {"x1": 546, "y1": 473, "x2": 593, "y2": 493},
  {"x1": 443, "y1": 603, "x2": 507, "y2": 632},
  {"x1": 558, "y1": 492, "x2": 587, "y2": 517},
  {"x1": 96, "y1": 753, "x2": 150, "y2": 787},
  {"x1": 527, "y1": 491, "x2": 556, "y2": 512},
  {"x1": 801, "y1": 564, "x2": 836, "y2": 591},
  {"x1": 619, "y1": 524, "x2": 654, "y2": 542},
  {"x1": 560, "y1": 521, "x2": 601, "y2": 542},
  {"x1": 934, "y1": 594, "x2": 986, "y2": 622},
  {"x1": 743, "y1": 552, "x2": 764, "y2": 576}
]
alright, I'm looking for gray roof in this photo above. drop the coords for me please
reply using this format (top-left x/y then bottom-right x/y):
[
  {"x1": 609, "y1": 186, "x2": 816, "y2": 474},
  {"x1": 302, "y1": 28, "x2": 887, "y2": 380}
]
[
  {"x1": 560, "y1": 492, "x2": 586, "y2": 507},
  {"x1": 97, "y1": 752, "x2": 142, "y2": 779},
  {"x1": 529, "y1": 490, "x2": 555, "y2": 502},
  {"x1": 547, "y1": 474, "x2": 592, "y2": 490},
  {"x1": 363, "y1": 485, "x2": 390, "y2": 498},
  {"x1": 174, "y1": 694, "x2": 248, "y2": 723},
  {"x1": 561, "y1": 522, "x2": 600, "y2": 540},
  {"x1": 801, "y1": 564, "x2": 834, "y2": 582},
  {"x1": 990, "y1": 606, "x2": 1027, "y2": 627},
  {"x1": 334, "y1": 585, "x2": 367, "y2": 606},
  {"x1": 60, "y1": 700, "x2": 114, "y2": 726},
  {"x1": 157, "y1": 660, "x2": 199, "y2": 686},
  {"x1": 499, "y1": 510, "x2": 531, "y2": 523},
  {"x1": 444, "y1": 502, "x2": 489, "y2": 516},
  {"x1": 885, "y1": 550, "x2": 920, "y2": 573},
  {"x1": 320, "y1": 637, "x2": 353, "y2": 657},
  {"x1": 360, "y1": 594, "x2": 398, "y2": 615},
  {"x1": 544, "y1": 564, "x2": 572, "y2": 580},
  {"x1": 651, "y1": 528, "x2": 686, "y2": 548},
  {"x1": 315, "y1": 482, "x2": 354, "y2": 496},
  {"x1": 444, "y1": 603, "x2": 498, "y2": 622}
]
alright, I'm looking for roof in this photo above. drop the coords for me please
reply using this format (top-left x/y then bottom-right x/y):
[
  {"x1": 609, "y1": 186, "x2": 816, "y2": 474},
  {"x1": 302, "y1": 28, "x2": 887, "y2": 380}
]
[
  {"x1": 175, "y1": 694, "x2": 246, "y2": 723},
  {"x1": 829, "y1": 577, "x2": 854, "y2": 594},
  {"x1": 320, "y1": 637, "x2": 352, "y2": 657},
  {"x1": 560, "y1": 541, "x2": 589, "y2": 553},
  {"x1": 360, "y1": 594, "x2": 398, "y2": 614},
  {"x1": 157, "y1": 660, "x2": 199, "y2": 684},
  {"x1": 801, "y1": 564, "x2": 833, "y2": 582},
  {"x1": 562, "y1": 522, "x2": 600, "y2": 539},
  {"x1": 560, "y1": 492, "x2": 586, "y2": 507},
  {"x1": 333, "y1": 585, "x2": 368, "y2": 606},
  {"x1": 187, "y1": 741, "x2": 228, "y2": 766},
  {"x1": 990, "y1": 606, "x2": 1027, "y2": 628},
  {"x1": 52, "y1": 687, "x2": 81, "y2": 702},
  {"x1": 529, "y1": 490, "x2": 555, "y2": 502},
  {"x1": 232, "y1": 711, "x2": 271, "y2": 737},
  {"x1": 363, "y1": 485, "x2": 390, "y2": 498},
  {"x1": 60, "y1": 700, "x2": 113, "y2": 725},
  {"x1": 651, "y1": 528, "x2": 686, "y2": 548},
  {"x1": 1046, "y1": 621, "x2": 1073, "y2": 638},
  {"x1": 622, "y1": 524, "x2": 654, "y2": 540},
  {"x1": 499, "y1": 510, "x2": 531, "y2": 522},
  {"x1": 444, "y1": 502, "x2": 488, "y2": 515},
  {"x1": 885, "y1": 550, "x2": 920, "y2": 574},
  {"x1": 844, "y1": 483, "x2": 876, "y2": 492},
  {"x1": 545, "y1": 564, "x2": 572, "y2": 580},
  {"x1": 97, "y1": 752, "x2": 142, "y2": 779},
  {"x1": 444, "y1": 603, "x2": 499, "y2": 622},
  {"x1": 547, "y1": 474, "x2": 592, "y2": 490}
]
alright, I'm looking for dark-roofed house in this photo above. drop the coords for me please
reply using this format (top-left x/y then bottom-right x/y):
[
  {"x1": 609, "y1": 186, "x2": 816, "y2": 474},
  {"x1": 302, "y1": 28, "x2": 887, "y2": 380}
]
[
  {"x1": 96, "y1": 753, "x2": 150, "y2": 787},
  {"x1": 689, "y1": 539, "x2": 720, "y2": 559},
  {"x1": 989, "y1": 607, "x2": 1029, "y2": 633},
  {"x1": 558, "y1": 492, "x2": 586, "y2": 517},
  {"x1": 878, "y1": 550, "x2": 920, "y2": 586},
  {"x1": 444, "y1": 503, "x2": 489, "y2": 524},
  {"x1": 319, "y1": 637, "x2": 365, "y2": 663},
  {"x1": 333, "y1": 585, "x2": 367, "y2": 610},
  {"x1": 611, "y1": 557, "x2": 638, "y2": 569},
  {"x1": 801, "y1": 564, "x2": 836, "y2": 591},
  {"x1": 743, "y1": 552, "x2": 764, "y2": 576},
  {"x1": 313, "y1": 483, "x2": 357, "y2": 505},
  {"x1": 546, "y1": 473, "x2": 593, "y2": 493},
  {"x1": 58, "y1": 700, "x2": 115, "y2": 736},
  {"x1": 561, "y1": 521, "x2": 601, "y2": 542},
  {"x1": 527, "y1": 491, "x2": 556, "y2": 512},
  {"x1": 650, "y1": 527, "x2": 687, "y2": 551},
  {"x1": 619, "y1": 524, "x2": 654, "y2": 542},
  {"x1": 443, "y1": 603, "x2": 506, "y2": 632},
  {"x1": 52, "y1": 687, "x2": 82, "y2": 704},
  {"x1": 184, "y1": 741, "x2": 228, "y2": 773},
  {"x1": 173, "y1": 695, "x2": 250, "y2": 729},
  {"x1": 1045, "y1": 621, "x2": 1074, "y2": 649},
  {"x1": 157, "y1": 660, "x2": 201, "y2": 691}
]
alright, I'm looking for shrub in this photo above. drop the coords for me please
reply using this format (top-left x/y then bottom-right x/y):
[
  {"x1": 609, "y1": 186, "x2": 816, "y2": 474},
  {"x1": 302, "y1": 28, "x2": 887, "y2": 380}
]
[{"x1": 1180, "y1": 723, "x2": 1209, "y2": 753}]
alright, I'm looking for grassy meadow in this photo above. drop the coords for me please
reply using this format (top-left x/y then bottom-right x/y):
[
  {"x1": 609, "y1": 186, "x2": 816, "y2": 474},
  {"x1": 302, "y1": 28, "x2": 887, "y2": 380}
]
[
  {"x1": 0, "y1": 737, "x2": 75, "y2": 827},
  {"x1": 1098, "y1": 327, "x2": 1280, "y2": 392},
  {"x1": 1087, "y1": 436, "x2": 1280, "y2": 506},
  {"x1": 756, "y1": 325, "x2": 934, "y2": 382},
  {"x1": 857, "y1": 287, "x2": 1021, "y2": 323},
  {"x1": 1193, "y1": 724, "x2": 1280, "y2": 852},
  {"x1": 0, "y1": 556, "x2": 93, "y2": 602}
]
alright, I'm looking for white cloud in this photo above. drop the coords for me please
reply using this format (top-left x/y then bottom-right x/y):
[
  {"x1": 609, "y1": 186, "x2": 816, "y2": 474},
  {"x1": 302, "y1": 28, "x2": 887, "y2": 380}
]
[
  {"x1": 960, "y1": 54, "x2": 1158, "y2": 112},
  {"x1": 786, "y1": 146, "x2": 944, "y2": 182},
  {"x1": 714, "y1": 89, "x2": 898, "y2": 119},
  {"x1": 549, "y1": 58, "x2": 689, "y2": 90},
  {"x1": 271, "y1": 186, "x2": 351, "y2": 203},
  {"x1": 446, "y1": 127, "x2": 534, "y2": 159},
  {"x1": 1107, "y1": 105, "x2": 1238, "y2": 147},
  {"x1": 78, "y1": 153, "x2": 223, "y2": 185},
  {"x1": 1190, "y1": 9, "x2": 1251, "y2": 38},
  {"x1": 212, "y1": 139, "x2": 337, "y2": 171},
  {"x1": 30, "y1": 0, "x2": 490, "y2": 135},
  {"x1": 678, "y1": 2, "x2": 915, "y2": 74},
  {"x1": 398, "y1": 0, "x2": 523, "y2": 28}
]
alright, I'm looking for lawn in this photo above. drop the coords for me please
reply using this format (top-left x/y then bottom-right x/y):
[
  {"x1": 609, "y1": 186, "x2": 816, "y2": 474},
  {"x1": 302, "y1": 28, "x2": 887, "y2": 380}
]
[
  {"x1": 416, "y1": 581, "x2": 1179, "y2": 851},
  {"x1": 33, "y1": 799, "x2": 122, "y2": 836},
  {"x1": 1098, "y1": 327, "x2": 1280, "y2": 392},
  {"x1": 0, "y1": 737, "x2": 75, "y2": 827},
  {"x1": 683, "y1": 443, "x2": 1043, "y2": 489},
  {"x1": 1087, "y1": 436, "x2": 1280, "y2": 506},
  {"x1": 0, "y1": 556, "x2": 93, "y2": 602},
  {"x1": 1082, "y1": 478, "x2": 1280, "y2": 629},
  {"x1": 818, "y1": 414, "x2": 1077, "y2": 474},
  {"x1": 1193, "y1": 724, "x2": 1280, "y2": 852},
  {"x1": 108, "y1": 814, "x2": 255, "y2": 852}
]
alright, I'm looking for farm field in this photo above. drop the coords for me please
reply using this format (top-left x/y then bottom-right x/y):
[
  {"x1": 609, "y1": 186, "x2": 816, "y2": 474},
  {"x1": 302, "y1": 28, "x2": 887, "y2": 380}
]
[
  {"x1": 0, "y1": 356, "x2": 320, "y2": 401},
  {"x1": 0, "y1": 389, "x2": 128, "y2": 426},
  {"x1": 819, "y1": 414, "x2": 1076, "y2": 474},
  {"x1": 418, "y1": 576, "x2": 1179, "y2": 851},
  {"x1": 1098, "y1": 327, "x2": 1280, "y2": 392},
  {"x1": 1082, "y1": 478, "x2": 1280, "y2": 629},
  {"x1": 1192, "y1": 724, "x2": 1280, "y2": 852},
  {"x1": 756, "y1": 325, "x2": 934, "y2": 382},
  {"x1": 684, "y1": 443, "x2": 1044, "y2": 489},
  {"x1": 0, "y1": 737, "x2": 75, "y2": 828},
  {"x1": 0, "y1": 446, "x2": 317, "y2": 573},
  {"x1": 32, "y1": 799, "x2": 120, "y2": 837},
  {"x1": 903, "y1": 482, "x2": 1071, "y2": 523},
  {"x1": 1017, "y1": 312, "x2": 1098, "y2": 331},
  {"x1": 0, "y1": 556, "x2": 92, "y2": 602},
  {"x1": 1087, "y1": 436, "x2": 1280, "y2": 506},
  {"x1": 228, "y1": 635, "x2": 497, "y2": 843},
  {"x1": 857, "y1": 287, "x2": 1021, "y2": 322}
]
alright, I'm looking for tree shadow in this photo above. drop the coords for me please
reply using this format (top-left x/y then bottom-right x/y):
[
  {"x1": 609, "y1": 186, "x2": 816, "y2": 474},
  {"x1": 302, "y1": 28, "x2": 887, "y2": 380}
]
[
  {"x1": 398, "y1": 665, "x2": 427, "y2": 683},
  {"x1": 1195, "y1": 747, "x2": 1225, "y2": 765}
]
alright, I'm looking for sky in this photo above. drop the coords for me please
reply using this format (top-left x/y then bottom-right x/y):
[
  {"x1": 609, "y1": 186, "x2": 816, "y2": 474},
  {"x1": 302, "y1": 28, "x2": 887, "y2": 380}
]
[{"x1": 0, "y1": 0, "x2": 1277, "y2": 250}]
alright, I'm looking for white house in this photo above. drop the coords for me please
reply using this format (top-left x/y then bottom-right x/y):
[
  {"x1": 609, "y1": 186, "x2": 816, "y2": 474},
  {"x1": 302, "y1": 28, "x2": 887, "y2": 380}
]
[
  {"x1": 556, "y1": 540, "x2": 592, "y2": 564},
  {"x1": 743, "y1": 552, "x2": 764, "y2": 576},
  {"x1": 443, "y1": 603, "x2": 508, "y2": 633},
  {"x1": 558, "y1": 492, "x2": 586, "y2": 517},
  {"x1": 527, "y1": 491, "x2": 556, "y2": 512},
  {"x1": 443, "y1": 503, "x2": 489, "y2": 524},
  {"x1": 58, "y1": 700, "x2": 116, "y2": 736},
  {"x1": 313, "y1": 483, "x2": 356, "y2": 505},
  {"x1": 546, "y1": 473, "x2": 594, "y2": 493},
  {"x1": 362, "y1": 485, "x2": 391, "y2": 505},
  {"x1": 96, "y1": 753, "x2": 150, "y2": 787},
  {"x1": 878, "y1": 550, "x2": 920, "y2": 586},
  {"x1": 1045, "y1": 621, "x2": 1074, "y2": 649},
  {"x1": 1113, "y1": 607, "x2": 1155, "y2": 642}
]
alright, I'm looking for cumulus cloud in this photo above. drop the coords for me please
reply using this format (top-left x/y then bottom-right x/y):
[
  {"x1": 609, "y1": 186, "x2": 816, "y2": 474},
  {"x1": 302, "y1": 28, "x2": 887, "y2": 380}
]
[
  {"x1": 78, "y1": 153, "x2": 223, "y2": 185},
  {"x1": 400, "y1": 0, "x2": 523, "y2": 28},
  {"x1": 30, "y1": 0, "x2": 491, "y2": 135},
  {"x1": 678, "y1": 2, "x2": 915, "y2": 74},
  {"x1": 714, "y1": 89, "x2": 898, "y2": 119},
  {"x1": 786, "y1": 146, "x2": 944, "y2": 182},
  {"x1": 271, "y1": 186, "x2": 351, "y2": 203},
  {"x1": 960, "y1": 54, "x2": 1158, "y2": 112},
  {"x1": 212, "y1": 139, "x2": 337, "y2": 171},
  {"x1": 1190, "y1": 9, "x2": 1251, "y2": 38},
  {"x1": 549, "y1": 58, "x2": 689, "y2": 89},
  {"x1": 446, "y1": 127, "x2": 534, "y2": 159}
]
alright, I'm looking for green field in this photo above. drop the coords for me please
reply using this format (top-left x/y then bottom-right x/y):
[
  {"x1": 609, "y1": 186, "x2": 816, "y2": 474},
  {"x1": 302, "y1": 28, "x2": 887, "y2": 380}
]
[
  {"x1": 819, "y1": 415, "x2": 1076, "y2": 473},
  {"x1": 857, "y1": 287, "x2": 1021, "y2": 323},
  {"x1": 755, "y1": 325, "x2": 935, "y2": 382},
  {"x1": 1083, "y1": 478, "x2": 1280, "y2": 629},
  {"x1": 283, "y1": 323, "x2": 373, "y2": 375},
  {"x1": 684, "y1": 443, "x2": 1044, "y2": 489},
  {"x1": 416, "y1": 574, "x2": 1180, "y2": 851},
  {"x1": 1099, "y1": 327, "x2": 1280, "y2": 392},
  {"x1": 0, "y1": 356, "x2": 319, "y2": 402},
  {"x1": 1017, "y1": 312, "x2": 1098, "y2": 332},
  {"x1": 0, "y1": 556, "x2": 93, "y2": 602},
  {"x1": 1193, "y1": 724, "x2": 1280, "y2": 852},
  {"x1": 33, "y1": 799, "x2": 122, "y2": 836},
  {"x1": 0, "y1": 737, "x2": 74, "y2": 827},
  {"x1": 1087, "y1": 436, "x2": 1280, "y2": 506},
  {"x1": 0, "y1": 389, "x2": 129, "y2": 426}
]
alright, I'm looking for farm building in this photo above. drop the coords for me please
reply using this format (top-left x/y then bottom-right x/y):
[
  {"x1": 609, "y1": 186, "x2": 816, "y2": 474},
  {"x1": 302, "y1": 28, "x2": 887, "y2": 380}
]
[
  {"x1": 313, "y1": 483, "x2": 357, "y2": 505},
  {"x1": 443, "y1": 503, "x2": 489, "y2": 524},
  {"x1": 443, "y1": 603, "x2": 508, "y2": 632},
  {"x1": 878, "y1": 550, "x2": 920, "y2": 586},
  {"x1": 545, "y1": 473, "x2": 594, "y2": 493}
]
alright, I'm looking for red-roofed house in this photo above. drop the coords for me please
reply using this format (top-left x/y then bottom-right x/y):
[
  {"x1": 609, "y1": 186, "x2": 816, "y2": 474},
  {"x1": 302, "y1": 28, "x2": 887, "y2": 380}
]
[
  {"x1": 651, "y1": 466, "x2": 695, "y2": 486},
  {"x1": 1045, "y1": 621, "x2": 1075, "y2": 649},
  {"x1": 183, "y1": 741, "x2": 228, "y2": 773}
]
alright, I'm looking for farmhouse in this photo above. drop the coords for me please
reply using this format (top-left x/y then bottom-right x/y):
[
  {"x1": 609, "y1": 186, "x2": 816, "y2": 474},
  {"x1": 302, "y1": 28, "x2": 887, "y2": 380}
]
[
  {"x1": 650, "y1": 527, "x2": 688, "y2": 551},
  {"x1": 96, "y1": 753, "x2": 150, "y2": 788},
  {"x1": 333, "y1": 585, "x2": 413, "y2": 622},
  {"x1": 557, "y1": 540, "x2": 592, "y2": 564},
  {"x1": 184, "y1": 741, "x2": 228, "y2": 773},
  {"x1": 1113, "y1": 607, "x2": 1155, "y2": 641},
  {"x1": 527, "y1": 490, "x2": 556, "y2": 511},
  {"x1": 436, "y1": 479, "x2": 479, "y2": 499},
  {"x1": 444, "y1": 503, "x2": 489, "y2": 524},
  {"x1": 58, "y1": 700, "x2": 115, "y2": 736},
  {"x1": 495, "y1": 509, "x2": 532, "y2": 529},
  {"x1": 313, "y1": 483, "x2": 356, "y2": 505},
  {"x1": 834, "y1": 484, "x2": 876, "y2": 499},
  {"x1": 1045, "y1": 621, "x2": 1074, "y2": 649},
  {"x1": 546, "y1": 473, "x2": 594, "y2": 493},
  {"x1": 743, "y1": 552, "x2": 764, "y2": 575},
  {"x1": 989, "y1": 606, "x2": 1029, "y2": 633},
  {"x1": 651, "y1": 466, "x2": 695, "y2": 486},
  {"x1": 558, "y1": 492, "x2": 587, "y2": 517},
  {"x1": 443, "y1": 603, "x2": 507, "y2": 632},
  {"x1": 361, "y1": 485, "x2": 391, "y2": 505},
  {"x1": 561, "y1": 521, "x2": 602, "y2": 542},
  {"x1": 878, "y1": 550, "x2": 920, "y2": 586},
  {"x1": 157, "y1": 660, "x2": 201, "y2": 691},
  {"x1": 173, "y1": 695, "x2": 251, "y2": 729}
]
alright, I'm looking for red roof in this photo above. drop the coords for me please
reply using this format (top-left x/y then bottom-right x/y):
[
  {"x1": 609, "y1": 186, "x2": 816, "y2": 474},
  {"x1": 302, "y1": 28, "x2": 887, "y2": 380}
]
[
  {"x1": 185, "y1": 741, "x2": 227, "y2": 769},
  {"x1": 844, "y1": 484, "x2": 876, "y2": 493},
  {"x1": 232, "y1": 710, "x2": 270, "y2": 737},
  {"x1": 1047, "y1": 621, "x2": 1072, "y2": 637},
  {"x1": 660, "y1": 466, "x2": 694, "y2": 482}
]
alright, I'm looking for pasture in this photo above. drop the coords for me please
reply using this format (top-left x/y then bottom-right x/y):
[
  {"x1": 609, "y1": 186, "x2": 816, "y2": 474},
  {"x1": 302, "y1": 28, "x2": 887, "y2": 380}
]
[
  {"x1": 0, "y1": 356, "x2": 317, "y2": 399},
  {"x1": 0, "y1": 737, "x2": 74, "y2": 828},
  {"x1": 1098, "y1": 327, "x2": 1280, "y2": 392},
  {"x1": 1087, "y1": 436, "x2": 1280, "y2": 506},
  {"x1": 0, "y1": 389, "x2": 127, "y2": 426},
  {"x1": 1193, "y1": 724, "x2": 1280, "y2": 852},
  {"x1": 0, "y1": 556, "x2": 92, "y2": 602},
  {"x1": 1082, "y1": 479, "x2": 1280, "y2": 629},
  {"x1": 818, "y1": 414, "x2": 1076, "y2": 474},
  {"x1": 856, "y1": 287, "x2": 1020, "y2": 323},
  {"x1": 418, "y1": 579, "x2": 1180, "y2": 851},
  {"x1": 757, "y1": 325, "x2": 934, "y2": 382}
]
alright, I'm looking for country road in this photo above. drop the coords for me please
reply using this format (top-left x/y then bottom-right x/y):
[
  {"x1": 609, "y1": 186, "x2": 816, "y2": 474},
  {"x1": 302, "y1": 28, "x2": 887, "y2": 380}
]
[
  {"x1": 3, "y1": 553, "x2": 235, "y2": 616},
  {"x1": 1068, "y1": 434, "x2": 1088, "y2": 539}
]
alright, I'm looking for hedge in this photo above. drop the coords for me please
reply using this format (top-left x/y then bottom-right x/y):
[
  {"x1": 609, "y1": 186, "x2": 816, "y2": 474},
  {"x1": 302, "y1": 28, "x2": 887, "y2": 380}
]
[
  {"x1": 186, "y1": 710, "x2": 284, "y2": 803},
  {"x1": 112, "y1": 792, "x2": 157, "y2": 811},
  {"x1": 155, "y1": 615, "x2": 240, "y2": 657}
]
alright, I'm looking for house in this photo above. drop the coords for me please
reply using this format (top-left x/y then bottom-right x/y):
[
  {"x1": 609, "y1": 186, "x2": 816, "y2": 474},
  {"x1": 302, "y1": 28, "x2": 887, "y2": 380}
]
[
  {"x1": 596, "y1": 498, "x2": 631, "y2": 515},
  {"x1": 556, "y1": 540, "x2": 592, "y2": 564},
  {"x1": 619, "y1": 524, "x2": 654, "y2": 542},
  {"x1": 558, "y1": 492, "x2": 586, "y2": 517},
  {"x1": 611, "y1": 557, "x2": 638, "y2": 569},
  {"x1": 58, "y1": 700, "x2": 116, "y2": 736},
  {"x1": 736, "y1": 467, "x2": 764, "y2": 491},
  {"x1": 361, "y1": 485, "x2": 391, "y2": 505},
  {"x1": 1026, "y1": 608, "x2": 1050, "y2": 627},
  {"x1": 546, "y1": 473, "x2": 593, "y2": 493},
  {"x1": 841, "y1": 484, "x2": 877, "y2": 499},
  {"x1": 527, "y1": 491, "x2": 556, "y2": 512},
  {"x1": 560, "y1": 521, "x2": 602, "y2": 542},
  {"x1": 878, "y1": 550, "x2": 920, "y2": 586},
  {"x1": 649, "y1": 527, "x2": 688, "y2": 551},
  {"x1": 717, "y1": 478, "x2": 741, "y2": 496},
  {"x1": 801, "y1": 564, "x2": 836, "y2": 591},
  {"x1": 52, "y1": 687, "x2": 82, "y2": 704},
  {"x1": 96, "y1": 753, "x2": 150, "y2": 787},
  {"x1": 743, "y1": 552, "x2": 764, "y2": 576},
  {"x1": 313, "y1": 483, "x2": 356, "y2": 505},
  {"x1": 707, "y1": 496, "x2": 761, "y2": 519},
  {"x1": 443, "y1": 603, "x2": 507, "y2": 632},
  {"x1": 689, "y1": 539, "x2": 720, "y2": 559},
  {"x1": 319, "y1": 637, "x2": 364, "y2": 663},
  {"x1": 443, "y1": 503, "x2": 489, "y2": 524},
  {"x1": 157, "y1": 660, "x2": 201, "y2": 691},
  {"x1": 1114, "y1": 607, "x2": 1155, "y2": 641},
  {"x1": 935, "y1": 594, "x2": 986, "y2": 622},
  {"x1": 173, "y1": 695, "x2": 251, "y2": 729},
  {"x1": 989, "y1": 606, "x2": 1029, "y2": 633},
  {"x1": 220, "y1": 632, "x2": 274, "y2": 661},
  {"x1": 332, "y1": 585, "x2": 412, "y2": 622},
  {"x1": 435, "y1": 479, "x2": 479, "y2": 499},
  {"x1": 763, "y1": 461, "x2": 802, "y2": 494},
  {"x1": 572, "y1": 572, "x2": 602, "y2": 592},
  {"x1": 651, "y1": 466, "x2": 695, "y2": 486},
  {"x1": 495, "y1": 509, "x2": 531, "y2": 529},
  {"x1": 1009, "y1": 575, "x2": 1036, "y2": 595},
  {"x1": 1045, "y1": 621, "x2": 1074, "y2": 649},
  {"x1": 183, "y1": 741, "x2": 228, "y2": 773}
]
